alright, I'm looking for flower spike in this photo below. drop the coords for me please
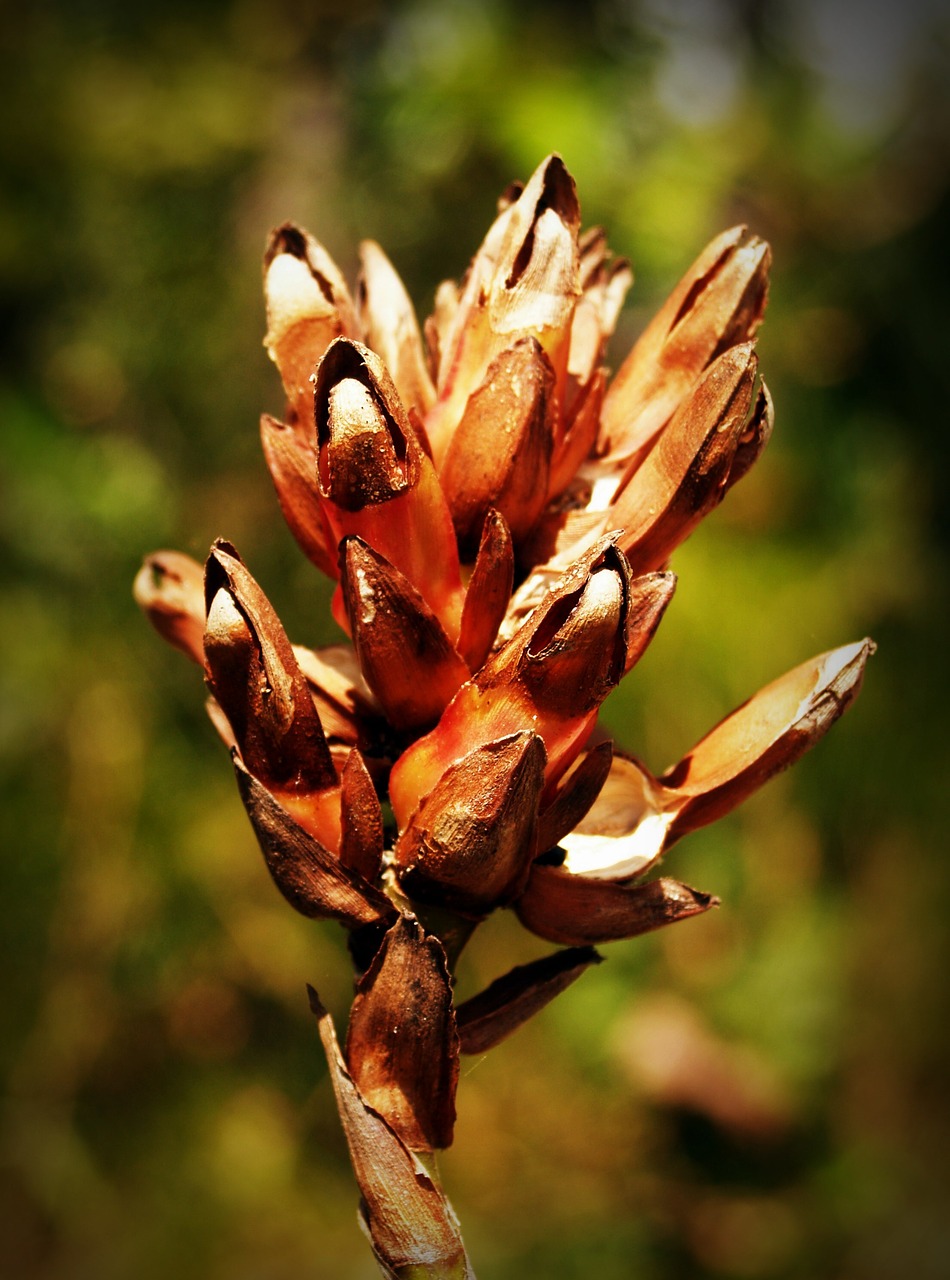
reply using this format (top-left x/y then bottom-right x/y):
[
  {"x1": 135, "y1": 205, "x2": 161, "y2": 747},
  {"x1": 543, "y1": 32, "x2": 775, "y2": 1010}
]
[{"x1": 137, "y1": 153, "x2": 873, "y2": 1280}]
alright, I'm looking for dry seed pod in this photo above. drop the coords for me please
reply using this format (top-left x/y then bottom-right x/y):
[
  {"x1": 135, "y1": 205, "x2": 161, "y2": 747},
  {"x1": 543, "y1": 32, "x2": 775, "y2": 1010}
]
[{"x1": 395, "y1": 731, "x2": 546, "y2": 915}]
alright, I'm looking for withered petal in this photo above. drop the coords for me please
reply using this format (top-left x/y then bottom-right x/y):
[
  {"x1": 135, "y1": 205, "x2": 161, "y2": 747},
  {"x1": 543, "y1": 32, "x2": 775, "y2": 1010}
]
[
  {"x1": 345, "y1": 915, "x2": 459, "y2": 1152},
  {"x1": 458, "y1": 508, "x2": 514, "y2": 673},
  {"x1": 340, "y1": 537, "x2": 468, "y2": 731},
  {"x1": 235, "y1": 758, "x2": 394, "y2": 929},
  {"x1": 395, "y1": 731, "x2": 546, "y2": 915},
  {"x1": 515, "y1": 866, "x2": 718, "y2": 946},
  {"x1": 134, "y1": 550, "x2": 205, "y2": 665},
  {"x1": 308, "y1": 987, "x2": 471, "y2": 1278},
  {"x1": 662, "y1": 639, "x2": 875, "y2": 841},
  {"x1": 456, "y1": 946, "x2": 601, "y2": 1054}
]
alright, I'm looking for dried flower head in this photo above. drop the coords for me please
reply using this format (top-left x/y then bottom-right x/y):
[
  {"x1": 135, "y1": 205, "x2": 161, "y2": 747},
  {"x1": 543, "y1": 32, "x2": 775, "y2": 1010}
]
[{"x1": 138, "y1": 154, "x2": 872, "y2": 1277}]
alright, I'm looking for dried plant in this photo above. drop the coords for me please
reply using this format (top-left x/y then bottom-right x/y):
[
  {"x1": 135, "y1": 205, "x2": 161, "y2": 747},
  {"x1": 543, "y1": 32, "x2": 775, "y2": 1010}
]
[{"x1": 136, "y1": 155, "x2": 872, "y2": 1278}]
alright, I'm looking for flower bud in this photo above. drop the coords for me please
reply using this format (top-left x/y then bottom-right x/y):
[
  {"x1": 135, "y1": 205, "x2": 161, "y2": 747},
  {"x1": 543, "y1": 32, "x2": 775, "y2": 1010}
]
[
  {"x1": 203, "y1": 542, "x2": 340, "y2": 846},
  {"x1": 316, "y1": 338, "x2": 464, "y2": 640},
  {"x1": 600, "y1": 225, "x2": 770, "y2": 468},
  {"x1": 610, "y1": 343, "x2": 761, "y2": 574},
  {"x1": 439, "y1": 336, "x2": 555, "y2": 549},
  {"x1": 133, "y1": 550, "x2": 205, "y2": 665},
  {"x1": 426, "y1": 154, "x2": 580, "y2": 465}
]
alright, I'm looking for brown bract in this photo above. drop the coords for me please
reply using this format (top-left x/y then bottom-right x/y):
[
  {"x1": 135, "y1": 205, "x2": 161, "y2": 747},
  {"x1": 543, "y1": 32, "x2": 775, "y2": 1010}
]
[
  {"x1": 309, "y1": 988, "x2": 472, "y2": 1279},
  {"x1": 345, "y1": 916, "x2": 459, "y2": 1151},
  {"x1": 395, "y1": 731, "x2": 546, "y2": 915}
]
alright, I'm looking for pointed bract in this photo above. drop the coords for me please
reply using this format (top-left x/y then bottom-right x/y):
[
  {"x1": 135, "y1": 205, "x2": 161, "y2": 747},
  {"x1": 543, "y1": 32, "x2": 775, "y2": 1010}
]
[
  {"x1": 516, "y1": 866, "x2": 718, "y2": 946},
  {"x1": 395, "y1": 731, "x2": 546, "y2": 915},
  {"x1": 235, "y1": 759, "x2": 394, "y2": 929},
  {"x1": 340, "y1": 537, "x2": 469, "y2": 731},
  {"x1": 456, "y1": 946, "x2": 601, "y2": 1054},
  {"x1": 308, "y1": 988, "x2": 472, "y2": 1279},
  {"x1": 345, "y1": 916, "x2": 459, "y2": 1151}
]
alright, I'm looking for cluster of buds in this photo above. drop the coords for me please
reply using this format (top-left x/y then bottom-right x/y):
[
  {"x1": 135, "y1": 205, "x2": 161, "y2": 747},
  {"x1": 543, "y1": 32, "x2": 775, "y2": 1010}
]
[{"x1": 136, "y1": 155, "x2": 872, "y2": 1278}]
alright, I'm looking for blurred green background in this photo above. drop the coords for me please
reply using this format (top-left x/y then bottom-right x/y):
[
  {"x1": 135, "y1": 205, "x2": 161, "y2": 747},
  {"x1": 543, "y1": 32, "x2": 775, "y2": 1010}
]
[{"x1": 2, "y1": 1, "x2": 948, "y2": 1276}]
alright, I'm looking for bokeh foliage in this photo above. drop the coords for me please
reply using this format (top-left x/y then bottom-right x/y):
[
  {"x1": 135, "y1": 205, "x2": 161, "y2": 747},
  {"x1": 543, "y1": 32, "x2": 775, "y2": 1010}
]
[{"x1": 2, "y1": 1, "x2": 948, "y2": 1276}]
